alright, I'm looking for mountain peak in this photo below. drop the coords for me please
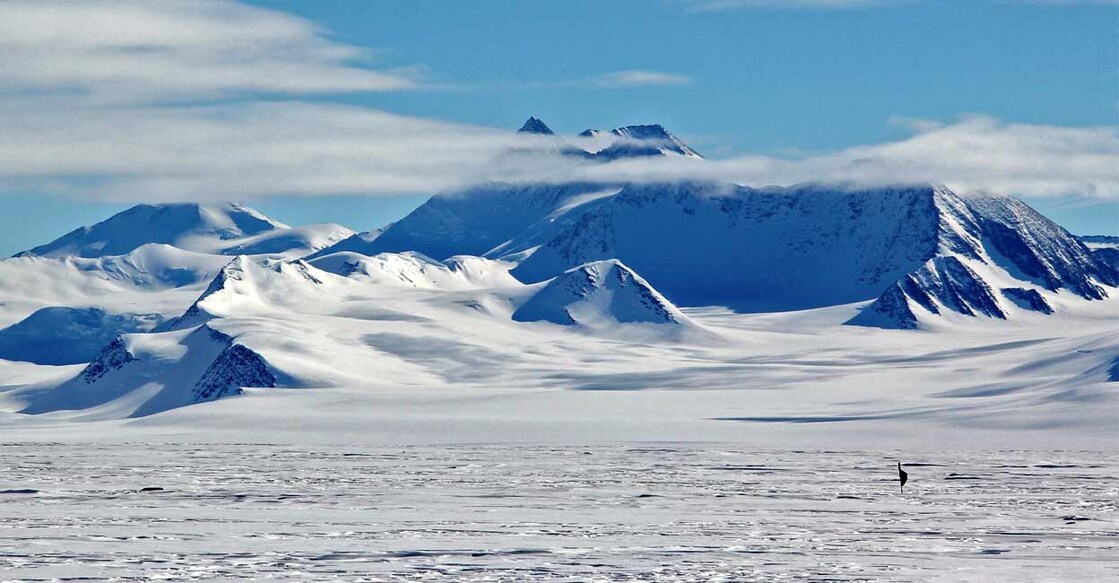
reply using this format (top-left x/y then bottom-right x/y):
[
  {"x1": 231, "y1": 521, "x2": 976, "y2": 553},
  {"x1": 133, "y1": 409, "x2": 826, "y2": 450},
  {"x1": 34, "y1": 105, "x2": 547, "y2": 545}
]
[
  {"x1": 573, "y1": 123, "x2": 701, "y2": 159},
  {"x1": 15, "y1": 202, "x2": 287, "y2": 259},
  {"x1": 517, "y1": 117, "x2": 555, "y2": 135},
  {"x1": 513, "y1": 259, "x2": 690, "y2": 327}
]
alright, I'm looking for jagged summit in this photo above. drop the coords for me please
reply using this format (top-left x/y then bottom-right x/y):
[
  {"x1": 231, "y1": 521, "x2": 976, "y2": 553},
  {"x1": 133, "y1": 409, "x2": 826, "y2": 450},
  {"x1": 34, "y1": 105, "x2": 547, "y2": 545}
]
[
  {"x1": 508, "y1": 118, "x2": 701, "y2": 160},
  {"x1": 517, "y1": 116, "x2": 555, "y2": 135},
  {"x1": 580, "y1": 124, "x2": 702, "y2": 159}
]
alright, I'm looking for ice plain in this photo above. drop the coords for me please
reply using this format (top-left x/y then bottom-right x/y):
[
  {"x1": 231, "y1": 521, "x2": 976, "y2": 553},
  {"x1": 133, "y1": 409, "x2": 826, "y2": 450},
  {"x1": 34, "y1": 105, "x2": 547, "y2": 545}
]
[{"x1": 1, "y1": 289, "x2": 1117, "y2": 581}]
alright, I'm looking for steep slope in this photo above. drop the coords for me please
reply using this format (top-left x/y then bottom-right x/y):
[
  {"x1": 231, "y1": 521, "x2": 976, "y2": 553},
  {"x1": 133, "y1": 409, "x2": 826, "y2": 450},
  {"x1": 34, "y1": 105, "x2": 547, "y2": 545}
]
[
  {"x1": 518, "y1": 117, "x2": 555, "y2": 135},
  {"x1": 17, "y1": 203, "x2": 286, "y2": 259},
  {"x1": 500, "y1": 182, "x2": 1112, "y2": 324},
  {"x1": 513, "y1": 182, "x2": 950, "y2": 311},
  {"x1": 852, "y1": 192, "x2": 1114, "y2": 328},
  {"x1": 363, "y1": 181, "x2": 615, "y2": 260},
  {"x1": 16, "y1": 324, "x2": 278, "y2": 418},
  {"x1": 358, "y1": 118, "x2": 706, "y2": 261},
  {"x1": 513, "y1": 259, "x2": 691, "y2": 328}
]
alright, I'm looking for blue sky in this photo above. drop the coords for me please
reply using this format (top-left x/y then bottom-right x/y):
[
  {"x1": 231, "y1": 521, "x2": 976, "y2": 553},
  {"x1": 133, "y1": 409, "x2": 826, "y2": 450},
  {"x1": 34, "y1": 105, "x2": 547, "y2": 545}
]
[{"x1": 0, "y1": 0, "x2": 1115, "y2": 255}]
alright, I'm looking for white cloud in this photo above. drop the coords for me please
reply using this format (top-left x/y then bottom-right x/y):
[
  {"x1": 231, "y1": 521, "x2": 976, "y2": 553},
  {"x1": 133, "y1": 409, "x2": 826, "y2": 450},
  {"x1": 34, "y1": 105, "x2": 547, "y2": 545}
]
[
  {"x1": 560, "y1": 115, "x2": 1119, "y2": 200},
  {"x1": 0, "y1": 0, "x2": 420, "y2": 103},
  {"x1": 592, "y1": 70, "x2": 692, "y2": 87},
  {"x1": 0, "y1": 2, "x2": 1113, "y2": 203}
]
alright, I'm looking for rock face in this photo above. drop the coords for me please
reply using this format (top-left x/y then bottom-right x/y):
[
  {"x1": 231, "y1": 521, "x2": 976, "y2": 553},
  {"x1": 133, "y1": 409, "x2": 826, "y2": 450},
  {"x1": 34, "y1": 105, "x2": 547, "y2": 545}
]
[
  {"x1": 967, "y1": 194, "x2": 1114, "y2": 294},
  {"x1": 23, "y1": 324, "x2": 280, "y2": 417},
  {"x1": 851, "y1": 191, "x2": 1113, "y2": 328},
  {"x1": 518, "y1": 117, "x2": 555, "y2": 135},
  {"x1": 80, "y1": 337, "x2": 137, "y2": 383},
  {"x1": 1000, "y1": 288, "x2": 1054, "y2": 315},
  {"x1": 192, "y1": 333, "x2": 276, "y2": 403},
  {"x1": 848, "y1": 257, "x2": 1006, "y2": 329},
  {"x1": 513, "y1": 259, "x2": 688, "y2": 327}
]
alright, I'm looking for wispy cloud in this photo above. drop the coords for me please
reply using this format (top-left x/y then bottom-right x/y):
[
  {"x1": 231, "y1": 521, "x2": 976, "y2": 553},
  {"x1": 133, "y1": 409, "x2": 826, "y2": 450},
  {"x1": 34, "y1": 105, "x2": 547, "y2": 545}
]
[
  {"x1": 0, "y1": 1, "x2": 1113, "y2": 203},
  {"x1": 591, "y1": 70, "x2": 692, "y2": 87},
  {"x1": 559, "y1": 115, "x2": 1119, "y2": 200},
  {"x1": 0, "y1": 0, "x2": 421, "y2": 103}
]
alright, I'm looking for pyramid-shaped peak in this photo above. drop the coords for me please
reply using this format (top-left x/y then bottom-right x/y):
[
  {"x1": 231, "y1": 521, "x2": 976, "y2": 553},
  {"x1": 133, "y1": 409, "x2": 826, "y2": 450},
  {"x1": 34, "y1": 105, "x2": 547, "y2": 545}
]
[
  {"x1": 517, "y1": 117, "x2": 555, "y2": 135},
  {"x1": 513, "y1": 259, "x2": 690, "y2": 327}
]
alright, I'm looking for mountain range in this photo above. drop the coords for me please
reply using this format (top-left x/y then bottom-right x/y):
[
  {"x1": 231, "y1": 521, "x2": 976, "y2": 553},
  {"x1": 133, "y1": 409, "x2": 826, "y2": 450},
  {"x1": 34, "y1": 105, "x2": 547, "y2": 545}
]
[{"x1": 0, "y1": 117, "x2": 1114, "y2": 418}]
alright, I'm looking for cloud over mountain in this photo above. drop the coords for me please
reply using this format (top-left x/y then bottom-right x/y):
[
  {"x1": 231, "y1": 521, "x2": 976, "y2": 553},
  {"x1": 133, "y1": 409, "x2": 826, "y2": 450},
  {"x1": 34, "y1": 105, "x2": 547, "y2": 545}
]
[{"x1": 0, "y1": 1, "x2": 1113, "y2": 203}]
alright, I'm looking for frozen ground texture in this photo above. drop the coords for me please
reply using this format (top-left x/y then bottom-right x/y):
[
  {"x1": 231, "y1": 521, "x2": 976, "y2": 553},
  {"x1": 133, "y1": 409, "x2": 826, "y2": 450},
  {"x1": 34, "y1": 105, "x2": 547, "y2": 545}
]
[{"x1": 0, "y1": 443, "x2": 1115, "y2": 582}]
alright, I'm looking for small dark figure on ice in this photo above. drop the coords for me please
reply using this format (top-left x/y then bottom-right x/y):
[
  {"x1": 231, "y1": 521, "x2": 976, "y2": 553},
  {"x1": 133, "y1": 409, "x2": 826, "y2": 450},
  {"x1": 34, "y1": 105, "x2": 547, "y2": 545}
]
[{"x1": 898, "y1": 461, "x2": 908, "y2": 493}]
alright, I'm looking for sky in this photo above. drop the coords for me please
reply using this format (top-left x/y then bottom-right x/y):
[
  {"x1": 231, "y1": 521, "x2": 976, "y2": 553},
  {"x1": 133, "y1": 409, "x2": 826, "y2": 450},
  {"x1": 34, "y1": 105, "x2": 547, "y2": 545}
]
[{"x1": 0, "y1": 0, "x2": 1116, "y2": 255}]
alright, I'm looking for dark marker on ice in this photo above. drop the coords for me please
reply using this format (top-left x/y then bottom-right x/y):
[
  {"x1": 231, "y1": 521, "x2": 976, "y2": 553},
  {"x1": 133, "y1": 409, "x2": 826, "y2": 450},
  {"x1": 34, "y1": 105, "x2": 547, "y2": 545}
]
[{"x1": 898, "y1": 461, "x2": 908, "y2": 493}]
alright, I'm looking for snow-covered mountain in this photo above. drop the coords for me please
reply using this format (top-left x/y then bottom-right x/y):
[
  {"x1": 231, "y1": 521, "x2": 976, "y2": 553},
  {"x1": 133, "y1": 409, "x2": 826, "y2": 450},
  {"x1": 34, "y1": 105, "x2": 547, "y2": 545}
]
[
  {"x1": 304, "y1": 227, "x2": 386, "y2": 260},
  {"x1": 365, "y1": 173, "x2": 1111, "y2": 327},
  {"x1": 18, "y1": 324, "x2": 278, "y2": 418},
  {"x1": 309, "y1": 251, "x2": 519, "y2": 290},
  {"x1": 361, "y1": 181, "x2": 615, "y2": 260},
  {"x1": 851, "y1": 191, "x2": 1114, "y2": 328},
  {"x1": 580, "y1": 124, "x2": 703, "y2": 159},
  {"x1": 0, "y1": 116, "x2": 1115, "y2": 423},
  {"x1": 513, "y1": 259, "x2": 692, "y2": 328},
  {"x1": 15, "y1": 202, "x2": 352, "y2": 260},
  {"x1": 0, "y1": 307, "x2": 164, "y2": 365}
]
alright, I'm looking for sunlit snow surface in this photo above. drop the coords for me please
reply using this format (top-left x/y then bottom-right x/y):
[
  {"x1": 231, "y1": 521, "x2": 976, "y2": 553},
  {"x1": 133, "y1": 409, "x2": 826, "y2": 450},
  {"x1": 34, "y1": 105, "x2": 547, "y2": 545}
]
[{"x1": 0, "y1": 443, "x2": 1115, "y2": 582}]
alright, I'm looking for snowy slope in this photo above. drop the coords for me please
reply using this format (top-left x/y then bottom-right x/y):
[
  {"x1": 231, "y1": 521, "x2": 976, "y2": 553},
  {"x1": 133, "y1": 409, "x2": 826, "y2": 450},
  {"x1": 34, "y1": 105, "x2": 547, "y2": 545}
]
[
  {"x1": 363, "y1": 182, "x2": 616, "y2": 260},
  {"x1": 851, "y1": 191, "x2": 1114, "y2": 328},
  {"x1": 512, "y1": 182, "x2": 952, "y2": 310},
  {"x1": 513, "y1": 259, "x2": 692, "y2": 328},
  {"x1": 0, "y1": 307, "x2": 164, "y2": 365},
  {"x1": 360, "y1": 118, "x2": 707, "y2": 259},
  {"x1": 15, "y1": 324, "x2": 278, "y2": 418},
  {"x1": 303, "y1": 227, "x2": 386, "y2": 260},
  {"x1": 16, "y1": 203, "x2": 285, "y2": 258},
  {"x1": 309, "y1": 251, "x2": 519, "y2": 290},
  {"x1": 216, "y1": 222, "x2": 355, "y2": 258},
  {"x1": 15, "y1": 202, "x2": 351, "y2": 260},
  {"x1": 583, "y1": 124, "x2": 703, "y2": 159}
]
